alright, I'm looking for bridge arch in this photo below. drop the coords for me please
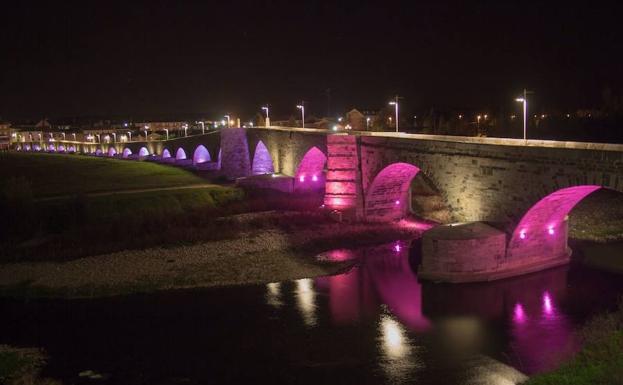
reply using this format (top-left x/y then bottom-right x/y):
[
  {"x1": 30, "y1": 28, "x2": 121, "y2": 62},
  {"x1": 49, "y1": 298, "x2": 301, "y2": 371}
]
[
  {"x1": 107, "y1": 147, "x2": 117, "y2": 157},
  {"x1": 507, "y1": 185, "x2": 603, "y2": 260},
  {"x1": 57, "y1": 144, "x2": 66, "y2": 152},
  {"x1": 162, "y1": 148, "x2": 171, "y2": 159},
  {"x1": 193, "y1": 145, "x2": 211, "y2": 165},
  {"x1": 138, "y1": 147, "x2": 150, "y2": 157},
  {"x1": 68, "y1": 145, "x2": 75, "y2": 153},
  {"x1": 365, "y1": 163, "x2": 421, "y2": 221},
  {"x1": 95, "y1": 148, "x2": 103, "y2": 156},
  {"x1": 251, "y1": 140, "x2": 274, "y2": 175},
  {"x1": 176, "y1": 147, "x2": 187, "y2": 160},
  {"x1": 122, "y1": 148, "x2": 132, "y2": 158},
  {"x1": 23, "y1": 144, "x2": 31, "y2": 151},
  {"x1": 48, "y1": 144, "x2": 56, "y2": 152},
  {"x1": 294, "y1": 147, "x2": 327, "y2": 191}
]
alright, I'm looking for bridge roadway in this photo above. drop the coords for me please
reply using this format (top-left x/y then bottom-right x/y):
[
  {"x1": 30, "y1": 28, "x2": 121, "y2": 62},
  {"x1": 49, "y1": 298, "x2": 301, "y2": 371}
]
[{"x1": 12, "y1": 126, "x2": 623, "y2": 282}]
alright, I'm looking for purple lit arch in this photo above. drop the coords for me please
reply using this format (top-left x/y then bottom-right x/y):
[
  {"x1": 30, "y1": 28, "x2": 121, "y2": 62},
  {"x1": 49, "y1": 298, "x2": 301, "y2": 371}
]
[
  {"x1": 57, "y1": 144, "x2": 65, "y2": 152},
  {"x1": 122, "y1": 148, "x2": 132, "y2": 158},
  {"x1": 508, "y1": 185, "x2": 602, "y2": 260},
  {"x1": 108, "y1": 147, "x2": 117, "y2": 157},
  {"x1": 48, "y1": 144, "x2": 56, "y2": 152},
  {"x1": 176, "y1": 147, "x2": 187, "y2": 160},
  {"x1": 193, "y1": 145, "x2": 211, "y2": 165},
  {"x1": 95, "y1": 148, "x2": 103, "y2": 156},
  {"x1": 294, "y1": 147, "x2": 327, "y2": 190},
  {"x1": 162, "y1": 148, "x2": 171, "y2": 158},
  {"x1": 68, "y1": 146, "x2": 75, "y2": 153},
  {"x1": 365, "y1": 162, "x2": 421, "y2": 221},
  {"x1": 252, "y1": 141, "x2": 274, "y2": 175},
  {"x1": 138, "y1": 147, "x2": 150, "y2": 157}
]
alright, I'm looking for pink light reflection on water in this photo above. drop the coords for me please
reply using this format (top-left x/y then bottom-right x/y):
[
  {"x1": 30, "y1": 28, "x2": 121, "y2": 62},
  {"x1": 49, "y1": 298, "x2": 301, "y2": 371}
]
[
  {"x1": 543, "y1": 292, "x2": 554, "y2": 315},
  {"x1": 513, "y1": 303, "x2": 526, "y2": 324}
]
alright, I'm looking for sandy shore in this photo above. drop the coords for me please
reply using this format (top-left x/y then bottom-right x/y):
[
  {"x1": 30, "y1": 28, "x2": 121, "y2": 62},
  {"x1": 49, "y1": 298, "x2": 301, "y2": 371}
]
[{"x1": 0, "y1": 212, "x2": 428, "y2": 298}]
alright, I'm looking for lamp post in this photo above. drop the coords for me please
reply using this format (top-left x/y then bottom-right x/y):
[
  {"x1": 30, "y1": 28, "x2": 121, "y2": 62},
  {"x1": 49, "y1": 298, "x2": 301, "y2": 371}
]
[
  {"x1": 164, "y1": 129, "x2": 169, "y2": 140},
  {"x1": 261, "y1": 106, "x2": 269, "y2": 127},
  {"x1": 199, "y1": 121, "x2": 205, "y2": 134},
  {"x1": 516, "y1": 89, "x2": 528, "y2": 143},
  {"x1": 366, "y1": 117, "x2": 371, "y2": 130},
  {"x1": 224, "y1": 115, "x2": 231, "y2": 127},
  {"x1": 296, "y1": 103, "x2": 305, "y2": 128},
  {"x1": 388, "y1": 95, "x2": 401, "y2": 132},
  {"x1": 183, "y1": 123, "x2": 188, "y2": 137},
  {"x1": 127, "y1": 131, "x2": 132, "y2": 141},
  {"x1": 477, "y1": 115, "x2": 482, "y2": 134}
]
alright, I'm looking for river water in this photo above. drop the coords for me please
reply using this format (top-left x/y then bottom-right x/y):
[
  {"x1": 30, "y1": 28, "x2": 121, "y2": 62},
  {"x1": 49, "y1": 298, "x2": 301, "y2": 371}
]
[{"x1": 2, "y1": 240, "x2": 623, "y2": 385}]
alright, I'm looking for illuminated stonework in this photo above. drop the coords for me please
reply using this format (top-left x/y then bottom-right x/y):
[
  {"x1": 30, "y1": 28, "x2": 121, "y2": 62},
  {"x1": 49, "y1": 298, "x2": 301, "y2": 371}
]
[{"x1": 251, "y1": 141, "x2": 274, "y2": 175}]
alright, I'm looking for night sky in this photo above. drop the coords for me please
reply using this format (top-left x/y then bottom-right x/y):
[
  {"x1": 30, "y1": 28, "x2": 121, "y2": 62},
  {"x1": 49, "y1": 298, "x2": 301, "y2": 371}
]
[{"x1": 2, "y1": 1, "x2": 622, "y2": 120}]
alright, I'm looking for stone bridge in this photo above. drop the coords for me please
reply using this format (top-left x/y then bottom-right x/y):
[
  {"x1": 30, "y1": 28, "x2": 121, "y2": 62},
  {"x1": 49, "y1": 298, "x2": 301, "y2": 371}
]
[{"x1": 15, "y1": 127, "x2": 623, "y2": 282}]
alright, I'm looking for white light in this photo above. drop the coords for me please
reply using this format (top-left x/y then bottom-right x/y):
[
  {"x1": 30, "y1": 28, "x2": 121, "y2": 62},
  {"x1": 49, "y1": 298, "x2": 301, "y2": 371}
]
[{"x1": 332, "y1": 125, "x2": 338, "y2": 131}]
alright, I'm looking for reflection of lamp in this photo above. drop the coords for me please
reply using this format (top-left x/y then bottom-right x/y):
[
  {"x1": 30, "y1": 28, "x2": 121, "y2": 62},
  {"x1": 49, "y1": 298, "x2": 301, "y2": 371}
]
[{"x1": 295, "y1": 278, "x2": 316, "y2": 326}]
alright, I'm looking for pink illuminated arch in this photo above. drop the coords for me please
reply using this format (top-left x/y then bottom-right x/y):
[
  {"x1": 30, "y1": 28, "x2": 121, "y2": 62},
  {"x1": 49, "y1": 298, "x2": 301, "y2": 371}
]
[
  {"x1": 365, "y1": 162, "x2": 421, "y2": 221},
  {"x1": 176, "y1": 147, "x2": 187, "y2": 160},
  {"x1": 24, "y1": 144, "x2": 31, "y2": 151},
  {"x1": 68, "y1": 146, "x2": 75, "y2": 153},
  {"x1": 57, "y1": 144, "x2": 66, "y2": 152},
  {"x1": 48, "y1": 144, "x2": 56, "y2": 152},
  {"x1": 162, "y1": 148, "x2": 171, "y2": 158},
  {"x1": 33, "y1": 144, "x2": 41, "y2": 151},
  {"x1": 138, "y1": 147, "x2": 149, "y2": 157},
  {"x1": 508, "y1": 185, "x2": 602, "y2": 260},
  {"x1": 95, "y1": 148, "x2": 103, "y2": 156},
  {"x1": 122, "y1": 148, "x2": 132, "y2": 158},
  {"x1": 108, "y1": 147, "x2": 117, "y2": 157},
  {"x1": 294, "y1": 147, "x2": 327, "y2": 190},
  {"x1": 193, "y1": 145, "x2": 211, "y2": 165},
  {"x1": 252, "y1": 141, "x2": 274, "y2": 175}
]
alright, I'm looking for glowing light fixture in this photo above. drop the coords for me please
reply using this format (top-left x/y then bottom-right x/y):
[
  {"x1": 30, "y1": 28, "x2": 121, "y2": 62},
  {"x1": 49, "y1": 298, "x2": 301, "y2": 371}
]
[
  {"x1": 388, "y1": 95, "x2": 401, "y2": 132},
  {"x1": 516, "y1": 89, "x2": 529, "y2": 143},
  {"x1": 548, "y1": 226, "x2": 555, "y2": 235},
  {"x1": 296, "y1": 103, "x2": 305, "y2": 128},
  {"x1": 312, "y1": 175, "x2": 318, "y2": 182},
  {"x1": 519, "y1": 230, "x2": 527, "y2": 239},
  {"x1": 299, "y1": 175, "x2": 305, "y2": 182}
]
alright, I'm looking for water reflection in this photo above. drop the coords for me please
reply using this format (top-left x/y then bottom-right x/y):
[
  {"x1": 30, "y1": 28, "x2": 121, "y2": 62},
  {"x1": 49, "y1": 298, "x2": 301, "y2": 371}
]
[
  {"x1": 378, "y1": 314, "x2": 422, "y2": 384},
  {"x1": 295, "y1": 278, "x2": 317, "y2": 327},
  {"x1": 265, "y1": 282, "x2": 283, "y2": 308},
  {"x1": 311, "y1": 240, "x2": 583, "y2": 375}
]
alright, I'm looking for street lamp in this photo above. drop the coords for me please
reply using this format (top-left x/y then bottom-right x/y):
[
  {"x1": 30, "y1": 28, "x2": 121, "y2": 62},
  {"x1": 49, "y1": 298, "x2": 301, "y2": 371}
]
[
  {"x1": 296, "y1": 103, "x2": 305, "y2": 128},
  {"x1": 198, "y1": 121, "x2": 205, "y2": 134},
  {"x1": 164, "y1": 129, "x2": 169, "y2": 140},
  {"x1": 127, "y1": 131, "x2": 132, "y2": 141},
  {"x1": 224, "y1": 115, "x2": 231, "y2": 127},
  {"x1": 366, "y1": 117, "x2": 371, "y2": 130},
  {"x1": 261, "y1": 106, "x2": 270, "y2": 127},
  {"x1": 516, "y1": 89, "x2": 528, "y2": 142},
  {"x1": 476, "y1": 115, "x2": 482, "y2": 134},
  {"x1": 183, "y1": 123, "x2": 188, "y2": 137},
  {"x1": 388, "y1": 95, "x2": 401, "y2": 132}
]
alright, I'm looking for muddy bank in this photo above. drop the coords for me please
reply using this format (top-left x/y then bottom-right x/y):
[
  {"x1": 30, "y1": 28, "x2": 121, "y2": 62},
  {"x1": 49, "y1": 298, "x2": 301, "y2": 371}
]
[{"x1": 0, "y1": 212, "x2": 428, "y2": 298}]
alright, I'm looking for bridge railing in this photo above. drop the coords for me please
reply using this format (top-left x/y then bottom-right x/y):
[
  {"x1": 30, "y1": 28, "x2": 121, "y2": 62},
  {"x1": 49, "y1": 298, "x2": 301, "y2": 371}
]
[{"x1": 260, "y1": 126, "x2": 623, "y2": 152}]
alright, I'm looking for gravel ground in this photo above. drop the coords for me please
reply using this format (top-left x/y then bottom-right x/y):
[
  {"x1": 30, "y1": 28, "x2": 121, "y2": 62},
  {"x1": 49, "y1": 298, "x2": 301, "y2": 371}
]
[{"x1": 0, "y1": 213, "x2": 426, "y2": 298}]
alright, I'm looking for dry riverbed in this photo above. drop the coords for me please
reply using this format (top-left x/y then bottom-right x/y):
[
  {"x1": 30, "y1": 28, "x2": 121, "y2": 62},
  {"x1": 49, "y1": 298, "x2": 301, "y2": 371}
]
[{"x1": 0, "y1": 211, "x2": 427, "y2": 298}]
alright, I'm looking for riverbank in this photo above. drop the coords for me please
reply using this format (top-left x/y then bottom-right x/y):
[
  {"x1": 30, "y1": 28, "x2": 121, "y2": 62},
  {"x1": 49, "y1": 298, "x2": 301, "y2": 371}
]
[
  {"x1": 0, "y1": 345, "x2": 58, "y2": 385},
  {"x1": 0, "y1": 211, "x2": 428, "y2": 298},
  {"x1": 524, "y1": 300, "x2": 623, "y2": 385}
]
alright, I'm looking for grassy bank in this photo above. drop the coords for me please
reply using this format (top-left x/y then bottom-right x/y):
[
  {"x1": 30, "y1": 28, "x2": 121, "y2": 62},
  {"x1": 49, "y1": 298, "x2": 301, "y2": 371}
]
[
  {"x1": 525, "y1": 300, "x2": 623, "y2": 385},
  {"x1": 0, "y1": 152, "x2": 206, "y2": 198},
  {"x1": 0, "y1": 345, "x2": 57, "y2": 385}
]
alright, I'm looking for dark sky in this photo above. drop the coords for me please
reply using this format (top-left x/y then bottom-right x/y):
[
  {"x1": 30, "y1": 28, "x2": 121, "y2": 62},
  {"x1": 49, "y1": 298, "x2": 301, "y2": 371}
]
[{"x1": 1, "y1": 1, "x2": 622, "y2": 120}]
